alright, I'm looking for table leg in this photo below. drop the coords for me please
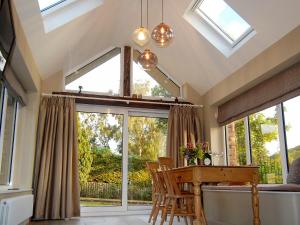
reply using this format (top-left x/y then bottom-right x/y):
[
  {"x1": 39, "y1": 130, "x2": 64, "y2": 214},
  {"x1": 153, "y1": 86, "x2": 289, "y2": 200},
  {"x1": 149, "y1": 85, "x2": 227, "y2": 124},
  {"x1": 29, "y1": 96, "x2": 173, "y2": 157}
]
[
  {"x1": 251, "y1": 182, "x2": 260, "y2": 225},
  {"x1": 193, "y1": 182, "x2": 207, "y2": 225}
]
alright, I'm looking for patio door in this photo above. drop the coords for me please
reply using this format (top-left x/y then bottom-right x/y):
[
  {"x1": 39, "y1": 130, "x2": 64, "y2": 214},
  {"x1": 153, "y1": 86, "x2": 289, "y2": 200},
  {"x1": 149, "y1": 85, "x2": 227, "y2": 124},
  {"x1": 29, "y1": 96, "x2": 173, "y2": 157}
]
[{"x1": 77, "y1": 104, "x2": 168, "y2": 216}]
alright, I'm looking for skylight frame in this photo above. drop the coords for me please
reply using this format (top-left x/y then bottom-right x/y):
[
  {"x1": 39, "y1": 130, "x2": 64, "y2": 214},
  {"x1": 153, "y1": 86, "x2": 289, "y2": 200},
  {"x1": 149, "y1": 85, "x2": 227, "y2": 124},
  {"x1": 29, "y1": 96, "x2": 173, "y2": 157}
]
[
  {"x1": 38, "y1": 0, "x2": 67, "y2": 12},
  {"x1": 193, "y1": 0, "x2": 254, "y2": 47}
]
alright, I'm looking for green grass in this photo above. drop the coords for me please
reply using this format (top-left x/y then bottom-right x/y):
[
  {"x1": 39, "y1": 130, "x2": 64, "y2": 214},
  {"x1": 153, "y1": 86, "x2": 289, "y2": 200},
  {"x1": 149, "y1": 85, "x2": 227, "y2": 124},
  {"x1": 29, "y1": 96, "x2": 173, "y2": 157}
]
[{"x1": 80, "y1": 201, "x2": 121, "y2": 207}]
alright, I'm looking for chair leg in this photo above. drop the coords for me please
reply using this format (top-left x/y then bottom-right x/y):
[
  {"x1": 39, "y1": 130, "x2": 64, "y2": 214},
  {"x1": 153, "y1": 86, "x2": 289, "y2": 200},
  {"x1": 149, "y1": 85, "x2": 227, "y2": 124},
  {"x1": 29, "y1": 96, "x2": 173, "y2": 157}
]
[
  {"x1": 168, "y1": 199, "x2": 177, "y2": 225},
  {"x1": 200, "y1": 207, "x2": 208, "y2": 225},
  {"x1": 149, "y1": 196, "x2": 158, "y2": 223},
  {"x1": 189, "y1": 216, "x2": 193, "y2": 225},
  {"x1": 160, "y1": 197, "x2": 170, "y2": 225},
  {"x1": 152, "y1": 196, "x2": 162, "y2": 225},
  {"x1": 183, "y1": 216, "x2": 188, "y2": 225}
]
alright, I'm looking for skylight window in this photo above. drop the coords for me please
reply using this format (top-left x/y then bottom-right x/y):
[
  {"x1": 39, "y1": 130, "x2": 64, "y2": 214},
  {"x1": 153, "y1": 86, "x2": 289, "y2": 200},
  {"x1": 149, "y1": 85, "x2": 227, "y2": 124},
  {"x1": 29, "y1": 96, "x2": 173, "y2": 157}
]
[
  {"x1": 195, "y1": 0, "x2": 253, "y2": 45},
  {"x1": 38, "y1": 0, "x2": 66, "y2": 12}
]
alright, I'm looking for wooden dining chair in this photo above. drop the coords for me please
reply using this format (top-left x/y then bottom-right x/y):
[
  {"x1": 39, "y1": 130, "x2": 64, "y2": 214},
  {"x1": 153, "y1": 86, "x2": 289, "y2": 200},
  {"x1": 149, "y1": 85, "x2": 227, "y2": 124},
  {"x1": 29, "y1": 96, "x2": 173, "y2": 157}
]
[
  {"x1": 158, "y1": 157, "x2": 174, "y2": 169},
  {"x1": 146, "y1": 162, "x2": 161, "y2": 224},
  {"x1": 158, "y1": 159, "x2": 194, "y2": 225}
]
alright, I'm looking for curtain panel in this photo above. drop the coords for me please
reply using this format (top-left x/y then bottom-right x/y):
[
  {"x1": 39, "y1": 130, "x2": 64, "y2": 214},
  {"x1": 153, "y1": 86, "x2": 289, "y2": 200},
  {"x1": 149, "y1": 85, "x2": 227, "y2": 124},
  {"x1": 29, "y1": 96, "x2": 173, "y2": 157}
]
[
  {"x1": 166, "y1": 106, "x2": 202, "y2": 167},
  {"x1": 33, "y1": 97, "x2": 80, "y2": 220},
  {"x1": 218, "y1": 61, "x2": 300, "y2": 125}
]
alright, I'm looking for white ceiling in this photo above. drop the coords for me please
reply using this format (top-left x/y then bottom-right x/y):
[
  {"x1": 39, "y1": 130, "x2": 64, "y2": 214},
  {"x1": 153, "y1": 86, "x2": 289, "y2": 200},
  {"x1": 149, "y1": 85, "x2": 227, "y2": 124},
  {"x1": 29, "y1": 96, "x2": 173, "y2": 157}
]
[{"x1": 13, "y1": 0, "x2": 300, "y2": 95}]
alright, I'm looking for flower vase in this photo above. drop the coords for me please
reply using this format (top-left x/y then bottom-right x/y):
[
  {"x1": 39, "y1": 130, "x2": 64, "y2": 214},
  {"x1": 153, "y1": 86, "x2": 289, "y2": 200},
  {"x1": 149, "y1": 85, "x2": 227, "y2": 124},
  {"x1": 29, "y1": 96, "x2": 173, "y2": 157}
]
[
  {"x1": 187, "y1": 158, "x2": 196, "y2": 166},
  {"x1": 197, "y1": 158, "x2": 203, "y2": 166}
]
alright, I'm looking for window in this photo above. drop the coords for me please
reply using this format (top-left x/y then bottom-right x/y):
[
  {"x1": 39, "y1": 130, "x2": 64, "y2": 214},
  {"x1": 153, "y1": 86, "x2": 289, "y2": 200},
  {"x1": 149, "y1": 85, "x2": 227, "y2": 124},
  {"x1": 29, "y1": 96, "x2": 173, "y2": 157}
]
[
  {"x1": 132, "y1": 50, "x2": 181, "y2": 98},
  {"x1": 283, "y1": 96, "x2": 300, "y2": 166},
  {"x1": 65, "y1": 48, "x2": 121, "y2": 95},
  {"x1": 38, "y1": 0, "x2": 66, "y2": 12},
  {"x1": 249, "y1": 107, "x2": 282, "y2": 184},
  {"x1": 0, "y1": 87, "x2": 18, "y2": 185},
  {"x1": 132, "y1": 62, "x2": 172, "y2": 98},
  {"x1": 225, "y1": 118, "x2": 247, "y2": 166},
  {"x1": 195, "y1": 0, "x2": 253, "y2": 46}
]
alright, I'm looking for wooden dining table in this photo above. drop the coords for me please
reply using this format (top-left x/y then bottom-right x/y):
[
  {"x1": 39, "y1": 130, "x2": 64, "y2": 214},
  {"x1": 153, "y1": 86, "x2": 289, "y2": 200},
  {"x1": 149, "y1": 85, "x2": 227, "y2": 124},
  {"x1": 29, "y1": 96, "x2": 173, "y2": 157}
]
[{"x1": 169, "y1": 165, "x2": 260, "y2": 225}]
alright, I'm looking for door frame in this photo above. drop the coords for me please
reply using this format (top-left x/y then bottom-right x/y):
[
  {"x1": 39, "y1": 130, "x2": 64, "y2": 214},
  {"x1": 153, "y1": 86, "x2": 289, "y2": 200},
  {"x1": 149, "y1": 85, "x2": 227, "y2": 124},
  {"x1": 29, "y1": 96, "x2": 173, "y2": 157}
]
[{"x1": 77, "y1": 104, "x2": 169, "y2": 216}]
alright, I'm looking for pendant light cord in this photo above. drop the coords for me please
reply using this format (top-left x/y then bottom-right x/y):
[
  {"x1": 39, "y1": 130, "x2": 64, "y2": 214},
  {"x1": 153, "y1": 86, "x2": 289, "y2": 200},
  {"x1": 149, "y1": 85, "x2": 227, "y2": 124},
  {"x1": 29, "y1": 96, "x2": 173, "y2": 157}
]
[
  {"x1": 140, "y1": 0, "x2": 143, "y2": 27},
  {"x1": 162, "y1": 0, "x2": 164, "y2": 22},
  {"x1": 147, "y1": 0, "x2": 149, "y2": 29}
]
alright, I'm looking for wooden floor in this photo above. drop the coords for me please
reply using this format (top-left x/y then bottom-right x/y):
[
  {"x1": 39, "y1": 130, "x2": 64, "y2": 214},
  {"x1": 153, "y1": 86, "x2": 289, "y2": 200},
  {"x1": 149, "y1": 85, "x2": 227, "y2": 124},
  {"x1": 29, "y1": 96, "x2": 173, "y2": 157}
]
[{"x1": 30, "y1": 215, "x2": 227, "y2": 225}]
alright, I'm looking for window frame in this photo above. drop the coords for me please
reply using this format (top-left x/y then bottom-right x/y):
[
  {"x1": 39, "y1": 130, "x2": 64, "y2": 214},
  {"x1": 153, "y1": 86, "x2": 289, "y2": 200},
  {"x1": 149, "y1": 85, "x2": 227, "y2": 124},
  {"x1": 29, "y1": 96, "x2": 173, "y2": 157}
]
[
  {"x1": 193, "y1": 0, "x2": 254, "y2": 47},
  {"x1": 39, "y1": 0, "x2": 67, "y2": 12},
  {"x1": 0, "y1": 88, "x2": 18, "y2": 186},
  {"x1": 224, "y1": 103, "x2": 291, "y2": 184}
]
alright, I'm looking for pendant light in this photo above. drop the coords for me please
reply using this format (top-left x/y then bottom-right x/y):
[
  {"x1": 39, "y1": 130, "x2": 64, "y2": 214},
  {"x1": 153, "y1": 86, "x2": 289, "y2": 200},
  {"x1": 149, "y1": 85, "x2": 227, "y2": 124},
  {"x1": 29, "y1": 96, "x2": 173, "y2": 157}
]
[
  {"x1": 151, "y1": 0, "x2": 174, "y2": 47},
  {"x1": 132, "y1": 0, "x2": 150, "y2": 47},
  {"x1": 138, "y1": 48, "x2": 158, "y2": 71},
  {"x1": 138, "y1": 0, "x2": 158, "y2": 71}
]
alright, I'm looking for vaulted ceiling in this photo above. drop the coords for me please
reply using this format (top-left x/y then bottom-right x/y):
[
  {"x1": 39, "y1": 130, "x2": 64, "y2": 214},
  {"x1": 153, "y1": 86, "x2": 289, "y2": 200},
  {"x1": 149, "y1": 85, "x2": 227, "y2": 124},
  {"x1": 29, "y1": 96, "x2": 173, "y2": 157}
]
[{"x1": 13, "y1": 0, "x2": 300, "y2": 95}]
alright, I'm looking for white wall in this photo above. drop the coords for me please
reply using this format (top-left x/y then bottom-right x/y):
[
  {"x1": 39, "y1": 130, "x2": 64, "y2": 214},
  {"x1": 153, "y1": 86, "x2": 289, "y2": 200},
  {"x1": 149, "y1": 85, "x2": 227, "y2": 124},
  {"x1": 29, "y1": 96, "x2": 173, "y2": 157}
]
[{"x1": 12, "y1": 93, "x2": 40, "y2": 189}]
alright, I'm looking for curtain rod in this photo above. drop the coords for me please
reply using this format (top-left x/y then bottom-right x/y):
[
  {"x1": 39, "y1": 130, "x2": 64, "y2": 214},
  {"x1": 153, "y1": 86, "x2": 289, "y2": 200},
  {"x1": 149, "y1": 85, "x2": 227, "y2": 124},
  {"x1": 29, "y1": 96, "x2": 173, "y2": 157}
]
[{"x1": 41, "y1": 93, "x2": 203, "y2": 108}]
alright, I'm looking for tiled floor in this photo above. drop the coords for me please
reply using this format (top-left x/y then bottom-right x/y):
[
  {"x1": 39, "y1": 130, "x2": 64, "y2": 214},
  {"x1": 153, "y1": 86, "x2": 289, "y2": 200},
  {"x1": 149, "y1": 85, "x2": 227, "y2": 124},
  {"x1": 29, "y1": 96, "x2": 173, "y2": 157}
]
[{"x1": 30, "y1": 215, "x2": 226, "y2": 225}]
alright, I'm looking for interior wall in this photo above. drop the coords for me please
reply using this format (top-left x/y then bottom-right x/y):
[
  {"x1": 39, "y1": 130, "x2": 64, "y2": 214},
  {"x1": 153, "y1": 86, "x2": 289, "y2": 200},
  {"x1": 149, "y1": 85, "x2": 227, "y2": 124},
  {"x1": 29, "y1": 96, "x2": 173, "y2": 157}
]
[
  {"x1": 0, "y1": 1, "x2": 42, "y2": 195},
  {"x1": 182, "y1": 83, "x2": 203, "y2": 105},
  {"x1": 202, "y1": 26, "x2": 300, "y2": 165},
  {"x1": 12, "y1": 93, "x2": 40, "y2": 189},
  {"x1": 41, "y1": 71, "x2": 64, "y2": 93}
]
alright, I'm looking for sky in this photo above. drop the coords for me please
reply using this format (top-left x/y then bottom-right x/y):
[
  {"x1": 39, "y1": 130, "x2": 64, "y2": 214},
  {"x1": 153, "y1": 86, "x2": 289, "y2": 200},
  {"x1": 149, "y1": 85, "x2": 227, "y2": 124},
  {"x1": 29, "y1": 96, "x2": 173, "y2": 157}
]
[
  {"x1": 66, "y1": 54, "x2": 160, "y2": 96},
  {"x1": 198, "y1": 0, "x2": 251, "y2": 42}
]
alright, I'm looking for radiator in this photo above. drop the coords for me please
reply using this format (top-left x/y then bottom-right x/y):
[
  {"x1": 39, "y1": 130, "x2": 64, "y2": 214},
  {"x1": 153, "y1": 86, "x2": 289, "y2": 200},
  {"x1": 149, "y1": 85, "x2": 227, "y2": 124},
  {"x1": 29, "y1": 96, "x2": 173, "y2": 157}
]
[{"x1": 0, "y1": 195, "x2": 33, "y2": 225}]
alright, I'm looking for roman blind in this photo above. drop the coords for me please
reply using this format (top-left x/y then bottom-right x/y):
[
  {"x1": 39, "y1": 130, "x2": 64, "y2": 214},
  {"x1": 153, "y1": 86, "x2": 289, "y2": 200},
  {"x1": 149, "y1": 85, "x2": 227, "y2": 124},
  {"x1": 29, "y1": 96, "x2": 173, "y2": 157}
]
[
  {"x1": 218, "y1": 61, "x2": 300, "y2": 125},
  {"x1": 3, "y1": 64, "x2": 28, "y2": 105}
]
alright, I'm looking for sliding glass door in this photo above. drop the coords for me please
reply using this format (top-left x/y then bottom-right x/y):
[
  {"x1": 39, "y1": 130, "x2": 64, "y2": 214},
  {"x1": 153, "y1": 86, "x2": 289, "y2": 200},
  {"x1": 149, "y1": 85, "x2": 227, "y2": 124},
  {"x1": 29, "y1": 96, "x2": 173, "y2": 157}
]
[
  {"x1": 128, "y1": 114, "x2": 168, "y2": 207},
  {"x1": 78, "y1": 111, "x2": 124, "y2": 207},
  {"x1": 77, "y1": 105, "x2": 168, "y2": 215}
]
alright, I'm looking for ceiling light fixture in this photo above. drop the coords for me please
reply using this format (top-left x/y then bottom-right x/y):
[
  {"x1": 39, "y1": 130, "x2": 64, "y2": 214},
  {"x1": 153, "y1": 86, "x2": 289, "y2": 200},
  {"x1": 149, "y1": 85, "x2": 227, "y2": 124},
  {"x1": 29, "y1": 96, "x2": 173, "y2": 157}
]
[
  {"x1": 151, "y1": 0, "x2": 174, "y2": 47},
  {"x1": 132, "y1": 0, "x2": 150, "y2": 46},
  {"x1": 138, "y1": 48, "x2": 158, "y2": 71}
]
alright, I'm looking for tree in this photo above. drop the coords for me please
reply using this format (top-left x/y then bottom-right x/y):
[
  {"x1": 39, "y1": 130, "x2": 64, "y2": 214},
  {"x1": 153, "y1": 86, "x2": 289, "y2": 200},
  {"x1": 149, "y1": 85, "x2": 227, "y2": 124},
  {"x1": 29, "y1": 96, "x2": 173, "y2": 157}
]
[
  {"x1": 128, "y1": 117, "x2": 167, "y2": 160},
  {"x1": 151, "y1": 85, "x2": 171, "y2": 97},
  {"x1": 231, "y1": 108, "x2": 282, "y2": 183},
  {"x1": 77, "y1": 116, "x2": 93, "y2": 185}
]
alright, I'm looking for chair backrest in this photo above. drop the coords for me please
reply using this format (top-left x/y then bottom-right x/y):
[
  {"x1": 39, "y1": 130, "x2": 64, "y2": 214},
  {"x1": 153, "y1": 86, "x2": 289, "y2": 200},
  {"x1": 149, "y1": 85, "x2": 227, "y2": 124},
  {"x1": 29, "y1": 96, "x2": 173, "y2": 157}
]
[
  {"x1": 158, "y1": 158, "x2": 181, "y2": 196},
  {"x1": 146, "y1": 162, "x2": 166, "y2": 195},
  {"x1": 158, "y1": 157, "x2": 174, "y2": 169}
]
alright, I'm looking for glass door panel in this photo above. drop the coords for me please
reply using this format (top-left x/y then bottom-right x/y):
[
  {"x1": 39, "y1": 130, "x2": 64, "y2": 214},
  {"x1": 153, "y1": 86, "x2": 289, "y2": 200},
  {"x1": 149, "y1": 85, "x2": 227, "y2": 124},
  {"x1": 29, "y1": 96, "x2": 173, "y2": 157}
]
[
  {"x1": 249, "y1": 106, "x2": 283, "y2": 184},
  {"x1": 77, "y1": 111, "x2": 124, "y2": 207},
  {"x1": 128, "y1": 116, "x2": 168, "y2": 206}
]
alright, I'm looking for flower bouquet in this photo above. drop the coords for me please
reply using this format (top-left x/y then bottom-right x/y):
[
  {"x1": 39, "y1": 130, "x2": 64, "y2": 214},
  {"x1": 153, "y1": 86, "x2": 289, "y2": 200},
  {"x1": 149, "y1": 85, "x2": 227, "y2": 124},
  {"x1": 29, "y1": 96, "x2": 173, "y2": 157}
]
[{"x1": 179, "y1": 142, "x2": 204, "y2": 166}]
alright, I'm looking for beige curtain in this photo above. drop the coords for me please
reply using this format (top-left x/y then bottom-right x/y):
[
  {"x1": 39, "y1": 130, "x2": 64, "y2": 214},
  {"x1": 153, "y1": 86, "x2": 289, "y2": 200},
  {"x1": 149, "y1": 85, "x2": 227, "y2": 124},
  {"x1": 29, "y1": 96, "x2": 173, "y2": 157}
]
[
  {"x1": 166, "y1": 106, "x2": 202, "y2": 167},
  {"x1": 33, "y1": 97, "x2": 80, "y2": 220}
]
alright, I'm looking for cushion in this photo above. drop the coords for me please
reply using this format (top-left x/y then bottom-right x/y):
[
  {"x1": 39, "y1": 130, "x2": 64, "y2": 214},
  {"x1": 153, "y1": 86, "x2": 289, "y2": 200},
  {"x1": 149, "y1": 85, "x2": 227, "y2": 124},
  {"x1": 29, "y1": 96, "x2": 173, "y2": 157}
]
[{"x1": 287, "y1": 157, "x2": 300, "y2": 184}]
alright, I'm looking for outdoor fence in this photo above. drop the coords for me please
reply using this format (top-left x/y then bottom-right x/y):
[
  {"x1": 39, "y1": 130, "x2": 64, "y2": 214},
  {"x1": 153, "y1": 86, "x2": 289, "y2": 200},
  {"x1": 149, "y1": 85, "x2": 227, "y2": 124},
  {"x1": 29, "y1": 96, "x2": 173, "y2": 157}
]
[{"x1": 80, "y1": 182, "x2": 152, "y2": 202}]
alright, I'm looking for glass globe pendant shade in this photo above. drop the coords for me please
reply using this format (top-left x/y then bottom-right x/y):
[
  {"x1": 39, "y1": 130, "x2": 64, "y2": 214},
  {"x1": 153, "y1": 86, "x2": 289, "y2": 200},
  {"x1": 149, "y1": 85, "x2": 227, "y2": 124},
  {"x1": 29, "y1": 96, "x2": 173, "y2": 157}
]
[
  {"x1": 132, "y1": 27, "x2": 150, "y2": 47},
  {"x1": 138, "y1": 49, "x2": 158, "y2": 71},
  {"x1": 151, "y1": 22, "x2": 174, "y2": 47}
]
